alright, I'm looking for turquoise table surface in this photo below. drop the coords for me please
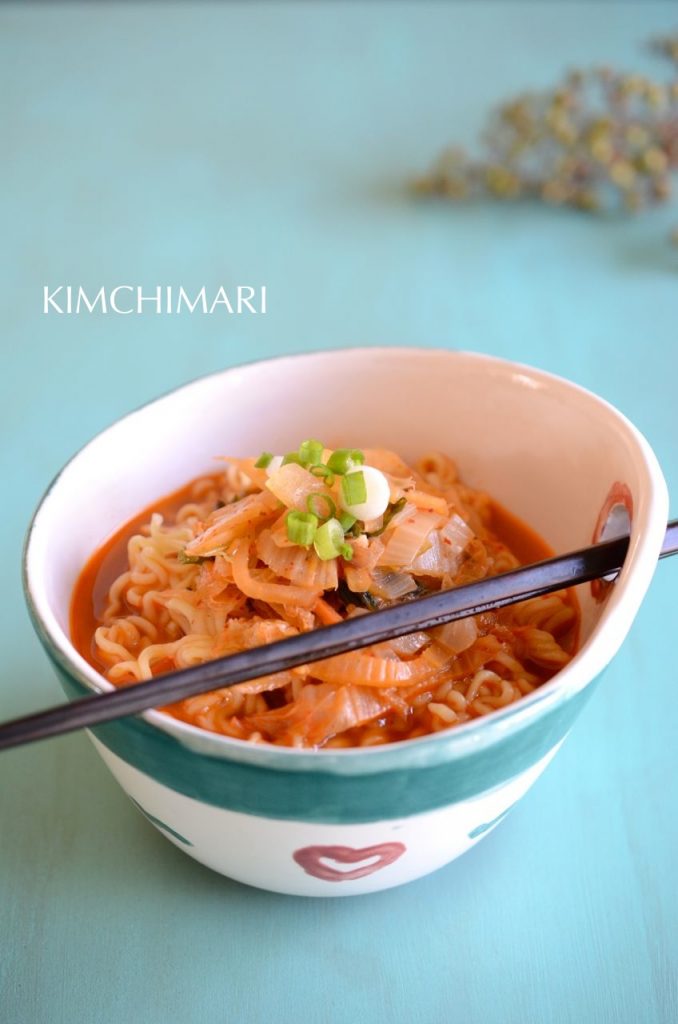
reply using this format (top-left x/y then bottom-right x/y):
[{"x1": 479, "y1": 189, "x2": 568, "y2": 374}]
[{"x1": 1, "y1": 3, "x2": 677, "y2": 1022}]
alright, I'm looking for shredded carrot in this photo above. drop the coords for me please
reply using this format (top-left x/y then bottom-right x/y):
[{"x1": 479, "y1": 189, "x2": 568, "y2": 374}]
[{"x1": 313, "y1": 597, "x2": 343, "y2": 625}]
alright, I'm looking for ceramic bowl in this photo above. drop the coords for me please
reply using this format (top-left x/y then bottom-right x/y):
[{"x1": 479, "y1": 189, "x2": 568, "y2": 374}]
[{"x1": 23, "y1": 348, "x2": 668, "y2": 896}]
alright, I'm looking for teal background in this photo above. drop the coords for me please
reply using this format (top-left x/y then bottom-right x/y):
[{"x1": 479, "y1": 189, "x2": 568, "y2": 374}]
[{"x1": 1, "y1": 3, "x2": 677, "y2": 1023}]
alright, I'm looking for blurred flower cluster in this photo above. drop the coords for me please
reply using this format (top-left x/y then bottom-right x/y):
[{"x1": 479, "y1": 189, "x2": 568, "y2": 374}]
[{"x1": 415, "y1": 34, "x2": 678, "y2": 240}]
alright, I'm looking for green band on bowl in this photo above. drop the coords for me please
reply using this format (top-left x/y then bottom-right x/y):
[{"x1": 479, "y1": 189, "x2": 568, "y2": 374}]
[{"x1": 51, "y1": 658, "x2": 599, "y2": 824}]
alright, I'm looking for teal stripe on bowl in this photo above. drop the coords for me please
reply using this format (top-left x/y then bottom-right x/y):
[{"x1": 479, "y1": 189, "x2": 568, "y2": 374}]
[
  {"x1": 130, "y1": 798, "x2": 194, "y2": 846},
  {"x1": 50, "y1": 659, "x2": 599, "y2": 824}
]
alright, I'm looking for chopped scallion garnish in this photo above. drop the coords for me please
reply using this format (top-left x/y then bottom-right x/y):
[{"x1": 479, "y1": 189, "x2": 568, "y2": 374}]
[
  {"x1": 341, "y1": 470, "x2": 367, "y2": 507},
  {"x1": 310, "y1": 464, "x2": 335, "y2": 485},
  {"x1": 298, "y1": 438, "x2": 324, "y2": 466},
  {"x1": 326, "y1": 448, "x2": 365, "y2": 475},
  {"x1": 338, "y1": 510, "x2": 357, "y2": 532},
  {"x1": 307, "y1": 492, "x2": 336, "y2": 521},
  {"x1": 313, "y1": 518, "x2": 346, "y2": 561},
  {"x1": 286, "y1": 510, "x2": 319, "y2": 547},
  {"x1": 281, "y1": 452, "x2": 303, "y2": 467},
  {"x1": 254, "y1": 451, "x2": 274, "y2": 469}
]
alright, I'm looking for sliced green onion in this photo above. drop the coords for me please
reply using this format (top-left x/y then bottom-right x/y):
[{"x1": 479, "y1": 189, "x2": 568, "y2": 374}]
[
  {"x1": 254, "y1": 451, "x2": 274, "y2": 469},
  {"x1": 326, "y1": 448, "x2": 365, "y2": 475},
  {"x1": 341, "y1": 470, "x2": 367, "y2": 507},
  {"x1": 338, "y1": 510, "x2": 358, "y2": 533},
  {"x1": 298, "y1": 439, "x2": 324, "y2": 466},
  {"x1": 339, "y1": 543, "x2": 354, "y2": 561},
  {"x1": 313, "y1": 518, "x2": 345, "y2": 561},
  {"x1": 281, "y1": 452, "x2": 303, "y2": 466},
  {"x1": 310, "y1": 464, "x2": 335, "y2": 485},
  {"x1": 286, "y1": 510, "x2": 319, "y2": 547},
  {"x1": 307, "y1": 492, "x2": 336, "y2": 521}
]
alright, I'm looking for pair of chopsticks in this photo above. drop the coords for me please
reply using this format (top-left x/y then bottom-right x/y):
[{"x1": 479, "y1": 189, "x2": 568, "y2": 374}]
[{"x1": 2, "y1": 522, "x2": 676, "y2": 753}]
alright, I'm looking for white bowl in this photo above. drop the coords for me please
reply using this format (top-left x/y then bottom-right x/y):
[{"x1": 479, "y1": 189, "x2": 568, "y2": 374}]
[{"x1": 24, "y1": 349, "x2": 668, "y2": 895}]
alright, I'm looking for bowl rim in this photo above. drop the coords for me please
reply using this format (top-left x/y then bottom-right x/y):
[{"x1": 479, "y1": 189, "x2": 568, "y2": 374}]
[{"x1": 22, "y1": 346, "x2": 669, "y2": 771}]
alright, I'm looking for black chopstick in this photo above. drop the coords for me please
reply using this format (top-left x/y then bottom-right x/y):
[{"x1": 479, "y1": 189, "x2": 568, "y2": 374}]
[{"x1": 2, "y1": 521, "x2": 677, "y2": 753}]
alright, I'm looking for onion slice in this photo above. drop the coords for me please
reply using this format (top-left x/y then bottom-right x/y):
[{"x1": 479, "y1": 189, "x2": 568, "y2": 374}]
[
  {"x1": 370, "y1": 568, "x2": 418, "y2": 601},
  {"x1": 185, "y1": 491, "x2": 279, "y2": 557},
  {"x1": 388, "y1": 631, "x2": 431, "y2": 657},
  {"x1": 266, "y1": 463, "x2": 327, "y2": 512},
  {"x1": 431, "y1": 616, "x2": 478, "y2": 655},
  {"x1": 377, "y1": 510, "x2": 444, "y2": 568},
  {"x1": 409, "y1": 514, "x2": 474, "y2": 577}
]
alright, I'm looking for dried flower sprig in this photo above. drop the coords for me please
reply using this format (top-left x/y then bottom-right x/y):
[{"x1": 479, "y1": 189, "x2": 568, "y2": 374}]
[{"x1": 415, "y1": 34, "x2": 678, "y2": 240}]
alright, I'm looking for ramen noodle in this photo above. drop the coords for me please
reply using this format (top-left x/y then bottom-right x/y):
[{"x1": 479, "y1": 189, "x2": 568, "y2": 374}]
[{"x1": 71, "y1": 443, "x2": 579, "y2": 749}]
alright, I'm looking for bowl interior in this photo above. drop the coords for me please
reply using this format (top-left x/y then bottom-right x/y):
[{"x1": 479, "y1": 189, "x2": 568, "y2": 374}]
[{"x1": 25, "y1": 348, "x2": 667, "y2": 757}]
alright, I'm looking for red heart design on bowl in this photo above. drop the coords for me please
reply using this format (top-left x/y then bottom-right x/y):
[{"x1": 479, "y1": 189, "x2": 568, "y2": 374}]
[{"x1": 293, "y1": 842, "x2": 406, "y2": 881}]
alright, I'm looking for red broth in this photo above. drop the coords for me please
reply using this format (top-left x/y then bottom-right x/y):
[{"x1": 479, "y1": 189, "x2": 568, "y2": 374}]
[{"x1": 71, "y1": 473, "x2": 579, "y2": 748}]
